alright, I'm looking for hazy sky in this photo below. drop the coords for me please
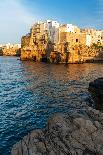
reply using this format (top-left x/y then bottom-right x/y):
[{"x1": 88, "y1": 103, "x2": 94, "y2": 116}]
[{"x1": 0, "y1": 0, "x2": 103, "y2": 43}]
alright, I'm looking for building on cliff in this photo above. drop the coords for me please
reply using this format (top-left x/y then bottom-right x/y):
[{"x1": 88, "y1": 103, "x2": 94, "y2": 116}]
[
  {"x1": 21, "y1": 20, "x2": 103, "y2": 63},
  {"x1": 58, "y1": 25, "x2": 92, "y2": 47},
  {"x1": 21, "y1": 20, "x2": 59, "y2": 61},
  {"x1": 2, "y1": 43, "x2": 21, "y2": 56},
  {"x1": 81, "y1": 28, "x2": 103, "y2": 45}
]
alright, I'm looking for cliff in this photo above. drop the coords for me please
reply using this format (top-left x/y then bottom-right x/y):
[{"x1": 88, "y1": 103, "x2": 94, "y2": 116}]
[
  {"x1": 89, "y1": 78, "x2": 103, "y2": 110},
  {"x1": 21, "y1": 31, "x2": 103, "y2": 63},
  {"x1": 0, "y1": 48, "x2": 3, "y2": 56},
  {"x1": 11, "y1": 106, "x2": 103, "y2": 155},
  {"x1": 3, "y1": 47, "x2": 21, "y2": 56},
  {"x1": 21, "y1": 34, "x2": 54, "y2": 62},
  {"x1": 2, "y1": 21, "x2": 102, "y2": 61}
]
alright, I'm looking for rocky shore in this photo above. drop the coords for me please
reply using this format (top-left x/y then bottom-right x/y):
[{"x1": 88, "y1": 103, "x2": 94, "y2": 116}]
[
  {"x1": 11, "y1": 107, "x2": 103, "y2": 155},
  {"x1": 89, "y1": 78, "x2": 103, "y2": 106},
  {"x1": 11, "y1": 78, "x2": 103, "y2": 155}
]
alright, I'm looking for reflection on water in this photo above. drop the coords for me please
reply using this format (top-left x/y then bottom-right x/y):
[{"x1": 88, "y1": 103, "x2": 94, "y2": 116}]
[{"x1": 0, "y1": 57, "x2": 103, "y2": 155}]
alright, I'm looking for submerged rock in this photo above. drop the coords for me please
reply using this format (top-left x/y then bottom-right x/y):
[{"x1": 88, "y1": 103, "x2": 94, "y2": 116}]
[
  {"x1": 89, "y1": 78, "x2": 103, "y2": 110},
  {"x1": 11, "y1": 107, "x2": 103, "y2": 155}
]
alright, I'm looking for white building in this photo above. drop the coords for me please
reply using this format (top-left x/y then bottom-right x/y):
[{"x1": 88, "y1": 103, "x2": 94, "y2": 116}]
[
  {"x1": 60, "y1": 24, "x2": 80, "y2": 33},
  {"x1": 46, "y1": 20, "x2": 60, "y2": 43},
  {"x1": 0, "y1": 44, "x2": 4, "y2": 48},
  {"x1": 5, "y1": 43, "x2": 21, "y2": 49},
  {"x1": 38, "y1": 20, "x2": 60, "y2": 43},
  {"x1": 32, "y1": 20, "x2": 60, "y2": 43},
  {"x1": 81, "y1": 28, "x2": 103, "y2": 45},
  {"x1": 95, "y1": 30, "x2": 102, "y2": 44},
  {"x1": 86, "y1": 34, "x2": 92, "y2": 47},
  {"x1": 101, "y1": 31, "x2": 103, "y2": 45},
  {"x1": 65, "y1": 24, "x2": 76, "y2": 33}
]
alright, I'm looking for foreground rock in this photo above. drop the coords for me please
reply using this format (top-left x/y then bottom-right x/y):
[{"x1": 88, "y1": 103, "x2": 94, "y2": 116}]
[
  {"x1": 11, "y1": 107, "x2": 103, "y2": 155},
  {"x1": 89, "y1": 78, "x2": 103, "y2": 110}
]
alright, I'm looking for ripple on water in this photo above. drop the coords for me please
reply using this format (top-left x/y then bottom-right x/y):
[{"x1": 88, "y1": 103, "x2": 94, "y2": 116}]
[{"x1": 0, "y1": 57, "x2": 103, "y2": 155}]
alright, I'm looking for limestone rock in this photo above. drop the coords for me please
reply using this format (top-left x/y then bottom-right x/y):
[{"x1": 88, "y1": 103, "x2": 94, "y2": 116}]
[
  {"x1": 11, "y1": 107, "x2": 103, "y2": 155},
  {"x1": 21, "y1": 22, "x2": 103, "y2": 63}
]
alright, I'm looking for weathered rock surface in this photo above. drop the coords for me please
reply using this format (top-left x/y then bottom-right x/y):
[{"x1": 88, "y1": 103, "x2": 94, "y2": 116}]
[
  {"x1": 11, "y1": 107, "x2": 103, "y2": 155},
  {"x1": 89, "y1": 78, "x2": 103, "y2": 110},
  {"x1": 0, "y1": 48, "x2": 3, "y2": 56},
  {"x1": 3, "y1": 48, "x2": 21, "y2": 56}
]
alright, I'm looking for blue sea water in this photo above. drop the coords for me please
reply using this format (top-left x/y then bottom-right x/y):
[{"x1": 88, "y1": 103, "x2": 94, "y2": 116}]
[{"x1": 0, "y1": 56, "x2": 103, "y2": 155}]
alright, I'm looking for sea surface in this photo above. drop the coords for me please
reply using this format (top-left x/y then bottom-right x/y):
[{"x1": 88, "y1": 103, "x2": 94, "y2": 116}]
[{"x1": 0, "y1": 56, "x2": 103, "y2": 155}]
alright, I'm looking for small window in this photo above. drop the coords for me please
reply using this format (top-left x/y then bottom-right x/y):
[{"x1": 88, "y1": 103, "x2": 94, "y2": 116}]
[{"x1": 76, "y1": 39, "x2": 78, "y2": 42}]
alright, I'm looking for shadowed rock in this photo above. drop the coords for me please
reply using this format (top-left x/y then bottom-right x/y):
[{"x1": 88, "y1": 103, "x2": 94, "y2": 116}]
[
  {"x1": 89, "y1": 78, "x2": 103, "y2": 110},
  {"x1": 11, "y1": 107, "x2": 103, "y2": 155}
]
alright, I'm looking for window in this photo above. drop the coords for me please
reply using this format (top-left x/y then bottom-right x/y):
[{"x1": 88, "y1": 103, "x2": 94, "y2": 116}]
[{"x1": 76, "y1": 39, "x2": 79, "y2": 42}]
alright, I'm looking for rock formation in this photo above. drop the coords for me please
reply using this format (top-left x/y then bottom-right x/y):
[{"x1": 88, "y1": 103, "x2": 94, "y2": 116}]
[
  {"x1": 11, "y1": 106, "x2": 103, "y2": 155},
  {"x1": 11, "y1": 77, "x2": 103, "y2": 155},
  {"x1": 20, "y1": 21, "x2": 103, "y2": 63},
  {"x1": 89, "y1": 78, "x2": 103, "y2": 110},
  {"x1": 20, "y1": 24, "x2": 51, "y2": 61},
  {"x1": 0, "y1": 47, "x2": 3, "y2": 56},
  {"x1": 2, "y1": 47, "x2": 21, "y2": 56}
]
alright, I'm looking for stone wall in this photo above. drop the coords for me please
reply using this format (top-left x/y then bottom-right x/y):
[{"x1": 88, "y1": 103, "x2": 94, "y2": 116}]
[{"x1": 59, "y1": 32, "x2": 88, "y2": 46}]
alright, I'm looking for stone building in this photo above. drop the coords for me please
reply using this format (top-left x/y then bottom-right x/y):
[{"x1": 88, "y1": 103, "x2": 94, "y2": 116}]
[
  {"x1": 59, "y1": 24, "x2": 80, "y2": 33},
  {"x1": 21, "y1": 20, "x2": 103, "y2": 63},
  {"x1": 59, "y1": 31, "x2": 91, "y2": 46},
  {"x1": 81, "y1": 28, "x2": 103, "y2": 45},
  {"x1": 2, "y1": 43, "x2": 21, "y2": 56}
]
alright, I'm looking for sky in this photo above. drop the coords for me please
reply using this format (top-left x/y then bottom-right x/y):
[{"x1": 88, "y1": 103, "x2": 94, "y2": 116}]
[{"x1": 0, "y1": 0, "x2": 103, "y2": 44}]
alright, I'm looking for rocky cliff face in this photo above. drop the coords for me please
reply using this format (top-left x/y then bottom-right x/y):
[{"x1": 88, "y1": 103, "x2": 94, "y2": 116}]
[
  {"x1": 20, "y1": 23, "x2": 103, "y2": 63},
  {"x1": 20, "y1": 26, "x2": 50, "y2": 61},
  {"x1": 3, "y1": 48, "x2": 21, "y2": 56},
  {"x1": 11, "y1": 106, "x2": 103, "y2": 155},
  {"x1": 0, "y1": 48, "x2": 3, "y2": 56},
  {"x1": 21, "y1": 33, "x2": 103, "y2": 63},
  {"x1": 89, "y1": 78, "x2": 103, "y2": 110}
]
